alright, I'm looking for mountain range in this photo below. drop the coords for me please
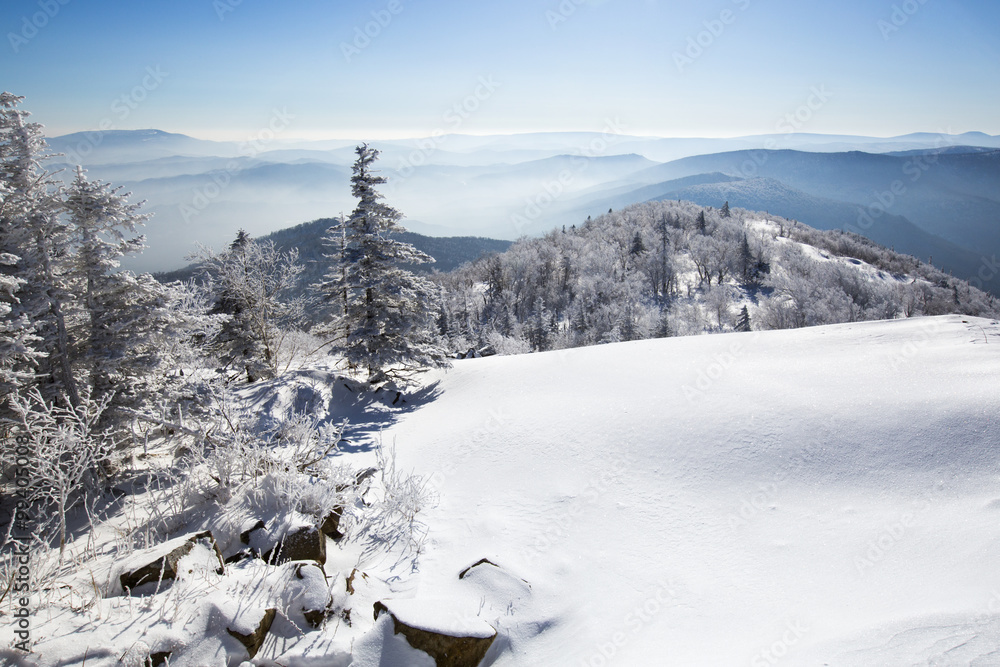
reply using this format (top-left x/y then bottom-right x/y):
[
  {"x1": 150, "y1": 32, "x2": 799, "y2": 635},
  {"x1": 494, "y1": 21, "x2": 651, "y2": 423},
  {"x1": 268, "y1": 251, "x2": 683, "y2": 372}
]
[{"x1": 44, "y1": 129, "x2": 1000, "y2": 294}]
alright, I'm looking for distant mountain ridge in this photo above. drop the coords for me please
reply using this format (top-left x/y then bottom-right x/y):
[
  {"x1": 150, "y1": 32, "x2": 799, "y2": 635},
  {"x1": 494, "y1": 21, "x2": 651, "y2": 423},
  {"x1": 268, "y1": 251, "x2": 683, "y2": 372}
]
[
  {"x1": 43, "y1": 128, "x2": 1000, "y2": 295},
  {"x1": 562, "y1": 173, "x2": 985, "y2": 288},
  {"x1": 154, "y1": 219, "x2": 512, "y2": 286},
  {"x1": 623, "y1": 148, "x2": 1000, "y2": 252},
  {"x1": 48, "y1": 128, "x2": 1000, "y2": 169}
]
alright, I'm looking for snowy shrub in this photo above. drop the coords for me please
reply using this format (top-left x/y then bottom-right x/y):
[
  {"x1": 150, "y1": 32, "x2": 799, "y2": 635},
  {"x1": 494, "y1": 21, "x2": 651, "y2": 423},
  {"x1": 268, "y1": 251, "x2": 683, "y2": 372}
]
[
  {"x1": 351, "y1": 439, "x2": 434, "y2": 565},
  {"x1": 485, "y1": 330, "x2": 532, "y2": 356},
  {"x1": 265, "y1": 411, "x2": 346, "y2": 473},
  {"x1": 7, "y1": 388, "x2": 116, "y2": 560},
  {"x1": 194, "y1": 231, "x2": 306, "y2": 382}
]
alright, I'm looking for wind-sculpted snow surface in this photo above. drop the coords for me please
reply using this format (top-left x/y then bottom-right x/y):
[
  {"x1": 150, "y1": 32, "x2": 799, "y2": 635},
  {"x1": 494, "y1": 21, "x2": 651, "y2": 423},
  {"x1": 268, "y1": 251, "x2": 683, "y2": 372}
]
[{"x1": 379, "y1": 314, "x2": 1000, "y2": 665}]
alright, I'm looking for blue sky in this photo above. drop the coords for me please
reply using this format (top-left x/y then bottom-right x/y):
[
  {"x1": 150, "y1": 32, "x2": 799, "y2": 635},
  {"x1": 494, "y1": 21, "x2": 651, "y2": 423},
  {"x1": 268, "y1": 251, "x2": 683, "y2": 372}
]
[{"x1": 2, "y1": 0, "x2": 998, "y2": 141}]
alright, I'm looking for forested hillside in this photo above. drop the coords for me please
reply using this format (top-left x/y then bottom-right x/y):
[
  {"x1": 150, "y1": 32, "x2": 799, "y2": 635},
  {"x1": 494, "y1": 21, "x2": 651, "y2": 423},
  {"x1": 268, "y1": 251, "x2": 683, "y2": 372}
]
[
  {"x1": 434, "y1": 200, "x2": 999, "y2": 355},
  {"x1": 155, "y1": 220, "x2": 512, "y2": 284}
]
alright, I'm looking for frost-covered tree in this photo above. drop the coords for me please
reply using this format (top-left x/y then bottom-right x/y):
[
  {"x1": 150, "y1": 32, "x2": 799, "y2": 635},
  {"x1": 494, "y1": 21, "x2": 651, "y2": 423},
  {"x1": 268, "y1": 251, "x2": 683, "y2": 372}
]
[
  {"x1": 9, "y1": 387, "x2": 114, "y2": 560},
  {"x1": 198, "y1": 230, "x2": 305, "y2": 382},
  {"x1": 705, "y1": 284, "x2": 734, "y2": 329},
  {"x1": 735, "y1": 305, "x2": 752, "y2": 332},
  {"x1": 0, "y1": 92, "x2": 77, "y2": 407},
  {"x1": 153, "y1": 279, "x2": 225, "y2": 374},
  {"x1": 314, "y1": 215, "x2": 350, "y2": 338},
  {"x1": 0, "y1": 257, "x2": 30, "y2": 395},
  {"x1": 0, "y1": 185, "x2": 38, "y2": 404},
  {"x1": 64, "y1": 166, "x2": 163, "y2": 409},
  {"x1": 527, "y1": 295, "x2": 554, "y2": 351},
  {"x1": 321, "y1": 145, "x2": 446, "y2": 383}
]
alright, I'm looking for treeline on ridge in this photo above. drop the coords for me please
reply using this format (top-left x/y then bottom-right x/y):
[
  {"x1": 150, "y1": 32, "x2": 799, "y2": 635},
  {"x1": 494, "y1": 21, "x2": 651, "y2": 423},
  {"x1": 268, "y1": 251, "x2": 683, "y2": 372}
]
[{"x1": 430, "y1": 200, "x2": 999, "y2": 355}]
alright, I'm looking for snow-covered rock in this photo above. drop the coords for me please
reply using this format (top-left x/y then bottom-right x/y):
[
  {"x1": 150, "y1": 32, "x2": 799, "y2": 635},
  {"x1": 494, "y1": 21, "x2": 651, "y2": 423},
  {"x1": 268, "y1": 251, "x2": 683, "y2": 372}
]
[
  {"x1": 373, "y1": 598, "x2": 497, "y2": 666},
  {"x1": 114, "y1": 530, "x2": 224, "y2": 596}
]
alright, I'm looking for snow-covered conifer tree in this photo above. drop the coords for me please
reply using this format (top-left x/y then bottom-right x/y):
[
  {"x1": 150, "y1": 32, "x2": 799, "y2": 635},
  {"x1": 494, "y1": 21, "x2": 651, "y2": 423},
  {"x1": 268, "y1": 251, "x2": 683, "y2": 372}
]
[
  {"x1": 199, "y1": 230, "x2": 304, "y2": 381},
  {"x1": 0, "y1": 170, "x2": 40, "y2": 404},
  {"x1": 64, "y1": 166, "x2": 163, "y2": 410},
  {"x1": 735, "y1": 305, "x2": 752, "y2": 332},
  {"x1": 322, "y1": 144, "x2": 446, "y2": 383},
  {"x1": 0, "y1": 92, "x2": 77, "y2": 407}
]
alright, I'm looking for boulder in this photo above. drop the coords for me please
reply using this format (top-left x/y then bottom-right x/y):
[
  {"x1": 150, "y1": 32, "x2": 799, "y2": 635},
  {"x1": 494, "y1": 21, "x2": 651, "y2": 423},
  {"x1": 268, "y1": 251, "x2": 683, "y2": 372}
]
[
  {"x1": 318, "y1": 467, "x2": 379, "y2": 543},
  {"x1": 373, "y1": 600, "x2": 497, "y2": 667},
  {"x1": 290, "y1": 562, "x2": 332, "y2": 629},
  {"x1": 227, "y1": 608, "x2": 276, "y2": 659},
  {"x1": 119, "y1": 531, "x2": 224, "y2": 593},
  {"x1": 224, "y1": 548, "x2": 256, "y2": 565},
  {"x1": 303, "y1": 608, "x2": 326, "y2": 629},
  {"x1": 320, "y1": 507, "x2": 344, "y2": 541},
  {"x1": 264, "y1": 525, "x2": 326, "y2": 565},
  {"x1": 456, "y1": 558, "x2": 532, "y2": 622},
  {"x1": 458, "y1": 558, "x2": 500, "y2": 580},
  {"x1": 346, "y1": 568, "x2": 367, "y2": 595},
  {"x1": 239, "y1": 519, "x2": 266, "y2": 545}
]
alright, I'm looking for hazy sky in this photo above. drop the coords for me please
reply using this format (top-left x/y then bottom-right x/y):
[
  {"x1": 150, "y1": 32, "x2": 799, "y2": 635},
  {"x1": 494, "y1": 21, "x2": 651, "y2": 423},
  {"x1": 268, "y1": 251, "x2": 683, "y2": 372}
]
[{"x1": 2, "y1": 0, "x2": 998, "y2": 141}]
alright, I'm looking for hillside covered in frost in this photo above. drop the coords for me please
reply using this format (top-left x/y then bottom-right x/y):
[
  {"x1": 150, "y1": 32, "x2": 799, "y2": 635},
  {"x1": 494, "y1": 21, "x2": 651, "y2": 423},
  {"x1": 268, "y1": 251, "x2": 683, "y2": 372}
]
[{"x1": 434, "y1": 200, "x2": 999, "y2": 355}]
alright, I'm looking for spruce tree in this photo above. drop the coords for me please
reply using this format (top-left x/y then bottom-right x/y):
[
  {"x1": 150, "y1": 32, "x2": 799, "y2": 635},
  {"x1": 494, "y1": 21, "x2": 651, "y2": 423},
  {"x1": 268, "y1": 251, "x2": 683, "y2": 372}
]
[
  {"x1": 630, "y1": 231, "x2": 646, "y2": 256},
  {"x1": 739, "y1": 233, "x2": 755, "y2": 286},
  {"x1": 0, "y1": 170, "x2": 40, "y2": 405},
  {"x1": 654, "y1": 311, "x2": 672, "y2": 338},
  {"x1": 64, "y1": 166, "x2": 162, "y2": 409},
  {"x1": 0, "y1": 247, "x2": 37, "y2": 405},
  {"x1": 656, "y1": 213, "x2": 671, "y2": 299},
  {"x1": 735, "y1": 305, "x2": 752, "y2": 332},
  {"x1": 202, "y1": 230, "x2": 303, "y2": 382},
  {"x1": 0, "y1": 92, "x2": 77, "y2": 407},
  {"x1": 528, "y1": 295, "x2": 553, "y2": 351},
  {"x1": 323, "y1": 144, "x2": 446, "y2": 383}
]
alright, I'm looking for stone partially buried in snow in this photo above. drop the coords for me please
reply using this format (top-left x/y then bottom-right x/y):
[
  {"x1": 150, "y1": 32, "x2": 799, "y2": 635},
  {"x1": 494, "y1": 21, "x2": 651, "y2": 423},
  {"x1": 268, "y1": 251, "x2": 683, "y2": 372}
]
[
  {"x1": 457, "y1": 558, "x2": 532, "y2": 608},
  {"x1": 373, "y1": 598, "x2": 497, "y2": 667},
  {"x1": 286, "y1": 562, "x2": 333, "y2": 629},
  {"x1": 117, "y1": 530, "x2": 224, "y2": 594},
  {"x1": 458, "y1": 558, "x2": 502, "y2": 580},
  {"x1": 264, "y1": 525, "x2": 326, "y2": 565},
  {"x1": 227, "y1": 607, "x2": 276, "y2": 659},
  {"x1": 320, "y1": 506, "x2": 345, "y2": 541},
  {"x1": 240, "y1": 518, "x2": 266, "y2": 544}
]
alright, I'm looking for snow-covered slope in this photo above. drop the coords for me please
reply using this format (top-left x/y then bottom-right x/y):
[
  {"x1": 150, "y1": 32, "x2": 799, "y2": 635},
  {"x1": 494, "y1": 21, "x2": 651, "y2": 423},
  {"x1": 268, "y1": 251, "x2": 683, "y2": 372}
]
[
  {"x1": 373, "y1": 315, "x2": 1000, "y2": 665},
  {"x1": 6, "y1": 315, "x2": 998, "y2": 665}
]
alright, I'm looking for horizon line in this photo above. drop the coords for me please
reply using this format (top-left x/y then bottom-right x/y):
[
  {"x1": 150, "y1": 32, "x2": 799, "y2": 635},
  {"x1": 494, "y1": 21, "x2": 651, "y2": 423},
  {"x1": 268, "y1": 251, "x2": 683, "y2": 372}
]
[{"x1": 44, "y1": 127, "x2": 1000, "y2": 145}]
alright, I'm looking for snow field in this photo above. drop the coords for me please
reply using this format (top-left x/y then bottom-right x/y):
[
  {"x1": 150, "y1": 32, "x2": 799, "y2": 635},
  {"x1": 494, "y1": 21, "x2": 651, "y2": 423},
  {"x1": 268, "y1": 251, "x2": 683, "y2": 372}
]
[{"x1": 376, "y1": 314, "x2": 1000, "y2": 665}]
